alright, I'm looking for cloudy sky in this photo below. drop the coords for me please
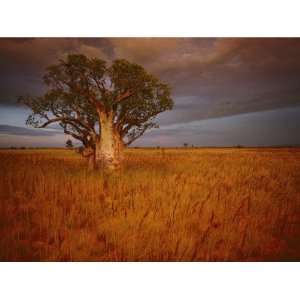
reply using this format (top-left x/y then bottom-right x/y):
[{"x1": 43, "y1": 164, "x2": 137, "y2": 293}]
[{"x1": 1, "y1": 38, "x2": 300, "y2": 147}]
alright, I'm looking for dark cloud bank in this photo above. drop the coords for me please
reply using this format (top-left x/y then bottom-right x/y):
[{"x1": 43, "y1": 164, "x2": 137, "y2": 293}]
[
  {"x1": 0, "y1": 38, "x2": 300, "y2": 146},
  {"x1": 0, "y1": 124, "x2": 60, "y2": 136}
]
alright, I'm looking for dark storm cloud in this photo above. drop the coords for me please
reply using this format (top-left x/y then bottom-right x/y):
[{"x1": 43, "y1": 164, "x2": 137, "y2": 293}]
[
  {"x1": 0, "y1": 38, "x2": 114, "y2": 103},
  {"x1": 1, "y1": 38, "x2": 300, "y2": 124},
  {"x1": 0, "y1": 124, "x2": 61, "y2": 136}
]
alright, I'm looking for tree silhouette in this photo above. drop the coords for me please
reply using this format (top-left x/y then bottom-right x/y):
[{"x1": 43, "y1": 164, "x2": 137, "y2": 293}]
[
  {"x1": 21, "y1": 54, "x2": 173, "y2": 170},
  {"x1": 65, "y1": 139, "x2": 74, "y2": 149}
]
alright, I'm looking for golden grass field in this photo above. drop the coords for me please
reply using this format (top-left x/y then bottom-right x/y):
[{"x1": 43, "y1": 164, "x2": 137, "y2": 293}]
[{"x1": 0, "y1": 148, "x2": 300, "y2": 261}]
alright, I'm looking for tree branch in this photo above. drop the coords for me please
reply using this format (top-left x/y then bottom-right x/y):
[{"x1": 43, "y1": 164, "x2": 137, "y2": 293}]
[
  {"x1": 116, "y1": 90, "x2": 133, "y2": 102},
  {"x1": 125, "y1": 127, "x2": 148, "y2": 146}
]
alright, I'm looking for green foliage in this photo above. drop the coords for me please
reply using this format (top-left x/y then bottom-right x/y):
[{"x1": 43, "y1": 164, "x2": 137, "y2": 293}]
[{"x1": 20, "y1": 54, "x2": 174, "y2": 146}]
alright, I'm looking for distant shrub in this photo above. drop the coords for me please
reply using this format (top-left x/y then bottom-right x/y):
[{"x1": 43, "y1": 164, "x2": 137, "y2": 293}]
[{"x1": 66, "y1": 139, "x2": 74, "y2": 149}]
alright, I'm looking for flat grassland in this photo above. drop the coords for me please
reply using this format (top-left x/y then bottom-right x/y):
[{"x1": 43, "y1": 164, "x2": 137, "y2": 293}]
[{"x1": 0, "y1": 148, "x2": 300, "y2": 261}]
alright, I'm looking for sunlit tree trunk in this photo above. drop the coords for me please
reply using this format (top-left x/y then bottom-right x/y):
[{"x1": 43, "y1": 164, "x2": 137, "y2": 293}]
[{"x1": 95, "y1": 111, "x2": 124, "y2": 171}]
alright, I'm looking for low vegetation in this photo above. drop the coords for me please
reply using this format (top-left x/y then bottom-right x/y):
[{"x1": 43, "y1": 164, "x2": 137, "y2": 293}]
[{"x1": 0, "y1": 148, "x2": 299, "y2": 261}]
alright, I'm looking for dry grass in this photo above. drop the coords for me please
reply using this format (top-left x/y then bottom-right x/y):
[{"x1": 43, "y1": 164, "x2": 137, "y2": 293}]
[{"x1": 0, "y1": 148, "x2": 300, "y2": 261}]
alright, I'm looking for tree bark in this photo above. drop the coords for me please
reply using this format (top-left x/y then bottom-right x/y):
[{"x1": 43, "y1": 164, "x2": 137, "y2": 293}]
[{"x1": 95, "y1": 110, "x2": 123, "y2": 171}]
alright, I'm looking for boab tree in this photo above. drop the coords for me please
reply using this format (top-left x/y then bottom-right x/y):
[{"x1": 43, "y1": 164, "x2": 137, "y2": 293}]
[{"x1": 21, "y1": 54, "x2": 173, "y2": 170}]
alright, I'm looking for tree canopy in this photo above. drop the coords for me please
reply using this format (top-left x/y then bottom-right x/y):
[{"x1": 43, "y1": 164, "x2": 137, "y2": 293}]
[{"x1": 21, "y1": 54, "x2": 173, "y2": 148}]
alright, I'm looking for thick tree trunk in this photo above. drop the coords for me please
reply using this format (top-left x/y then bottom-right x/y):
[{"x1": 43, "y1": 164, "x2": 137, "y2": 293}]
[{"x1": 95, "y1": 111, "x2": 123, "y2": 171}]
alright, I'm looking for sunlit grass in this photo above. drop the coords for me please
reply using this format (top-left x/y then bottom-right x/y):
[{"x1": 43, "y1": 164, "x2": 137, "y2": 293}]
[{"x1": 0, "y1": 148, "x2": 300, "y2": 261}]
